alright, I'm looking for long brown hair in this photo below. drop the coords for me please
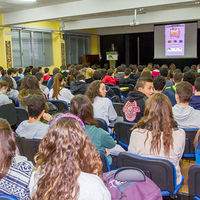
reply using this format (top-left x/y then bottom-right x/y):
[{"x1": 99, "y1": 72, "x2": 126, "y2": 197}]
[
  {"x1": 134, "y1": 93, "x2": 177, "y2": 156},
  {"x1": 70, "y1": 95, "x2": 97, "y2": 125},
  {"x1": 52, "y1": 73, "x2": 64, "y2": 99},
  {"x1": 32, "y1": 116, "x2": 102, "y2": 200},
  {"x1": 86, "y1": 80, "x2": 104, "y2": 103},
  {"x1": 0, "y1": 118, "x2": 16, "y2": 179}
]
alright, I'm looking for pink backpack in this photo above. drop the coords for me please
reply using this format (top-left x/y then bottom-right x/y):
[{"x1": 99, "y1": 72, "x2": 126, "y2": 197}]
[{"x1": 103, "y1": 168, "x2": 162, "y2": 200}]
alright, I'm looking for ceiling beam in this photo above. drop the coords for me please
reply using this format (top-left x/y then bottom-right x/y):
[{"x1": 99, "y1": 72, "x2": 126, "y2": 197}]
[{"x1": 3, "y1": 0, "x2": 195, "y2": 25}]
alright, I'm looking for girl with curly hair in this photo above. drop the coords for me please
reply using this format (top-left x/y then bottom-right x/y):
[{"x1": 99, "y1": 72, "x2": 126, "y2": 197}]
[
  {"x1": 128, "y1": 93, "x2": 185, "y2": 185},
  {"x1": 86, "y1": 80, "x2": 117, "y2": 125},
  {"x1": 29, "y1": 114, "x2": 111, "y2": 200}
]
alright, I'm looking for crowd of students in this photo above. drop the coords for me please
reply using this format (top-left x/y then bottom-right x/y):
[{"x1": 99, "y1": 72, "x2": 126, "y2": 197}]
[{"x1": 0, "y1": 63, "x2": 200, "y2": 199}]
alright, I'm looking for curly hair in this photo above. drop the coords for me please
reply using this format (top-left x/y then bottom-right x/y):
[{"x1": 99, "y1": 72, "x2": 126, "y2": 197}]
[
  {"x1": 86, "y1": 80, "x2": 104, "y2": 103},
  {"x1": 133, "y1": 93, "x2": 177, "y2": 156},
  {"x1": 32, "y1": 116, "x2": 102, "y2": 200},
  {"x1": 0, "y1": 118, "x2": 16, "y2": 179}
]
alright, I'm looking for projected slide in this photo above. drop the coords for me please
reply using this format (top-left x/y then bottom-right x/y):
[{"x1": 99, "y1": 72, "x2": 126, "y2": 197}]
[{"x1": 165, "y1": 24, "x2": 185, "y2": 56}]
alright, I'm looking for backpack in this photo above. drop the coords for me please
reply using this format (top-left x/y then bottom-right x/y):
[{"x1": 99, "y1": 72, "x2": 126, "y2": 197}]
[{"x1": 103, "y1": 167, "x2": 162, "y2": 200}]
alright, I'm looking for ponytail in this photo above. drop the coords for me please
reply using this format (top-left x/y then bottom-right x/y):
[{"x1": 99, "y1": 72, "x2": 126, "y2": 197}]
[{"x1": 52, "y1": 73, "x2": 64, "y2": 99}]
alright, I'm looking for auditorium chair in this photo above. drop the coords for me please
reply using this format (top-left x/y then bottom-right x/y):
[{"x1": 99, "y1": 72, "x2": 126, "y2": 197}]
[
  {"x1": 117, "y1": 152, "x2": 184, "y2": 197},
  {"x1": 189, "y1": 164, "x2": 200, "y2": 200},
  {"x1": 114, "y1": 121, "x2": 135, "y2": 148},
  {"x1": 48, "y1": 99, "x2": 69, "y2": 113},
  {"x1": 0, "y1": 194, "x2": 18, "y2": 200},
  {"x1": 99, "y1": 152, "x2": 111, "y2": 172},
  {"x1": 95, "y1": 118, "x2": 109, "y2": 133}
]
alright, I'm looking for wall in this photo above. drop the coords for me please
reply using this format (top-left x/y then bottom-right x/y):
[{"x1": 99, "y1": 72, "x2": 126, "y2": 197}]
[{"x1": 0, "y1": 17, "x2": 64, "y2": 71}]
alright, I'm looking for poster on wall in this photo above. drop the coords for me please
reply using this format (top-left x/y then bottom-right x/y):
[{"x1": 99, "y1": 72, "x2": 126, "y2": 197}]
[
  {"x1": 6, "y1": 41, "x2": 12, "y2": 68},
  {"x1": 165, "y1": 24, "x2": 185, "y2": 56}
]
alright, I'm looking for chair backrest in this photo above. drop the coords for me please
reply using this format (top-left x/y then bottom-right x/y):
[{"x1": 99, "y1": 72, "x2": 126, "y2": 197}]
[
  {"x1": 114, "y1": 121, "x2": 135, "y2": 148},
  {"x1": 181, "y1": 128, "x2": 199, "y2": 158},
  {"x1": 48, "y1": 99, "x2": 69, "y2": 113},
  {"x1": 15, "y1": 134, "x2": 40, "y2": 164},
  {"x1": 0, "y1": 194, "x2": 18, "y2": 200},
  {"x1": 0, "y1": 103, "x2": 17, "y2": 126},
  {"x1": 99, "y1": 152, "x2": 111, "y2": 172},
  {"x1": 113, "y1": 103, "x2": 124, "y2": 117},
  {"x1": 117, "y1": 152, "x2": 176, "y2": 195},
  {"x1": 15, "y1": 107, "x2": 28, "y2": 125},
  {"x1": 188, "y1": 164, "x2": 200, "y2": 199},
  {"x1": 95, "y1": 118, "x2": 109, "y2": 132},
  {"x1": 110, "y1": 86, "x2": 122, "y2": 101}
]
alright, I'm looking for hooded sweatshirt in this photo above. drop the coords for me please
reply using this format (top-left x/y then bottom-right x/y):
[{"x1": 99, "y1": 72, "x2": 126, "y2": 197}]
[
  {"x1": 172, "y1": 104, "x2": 200, "y2": 128},
  {"x1": 123, "y1": 91, "x2": 147, "y2": 123},
  {"x1": 189, "y1": 95, "x2": 200, "y2": 110},
  {"x1": 16, "y1": 120, "x2": 48, "y2": 139}
]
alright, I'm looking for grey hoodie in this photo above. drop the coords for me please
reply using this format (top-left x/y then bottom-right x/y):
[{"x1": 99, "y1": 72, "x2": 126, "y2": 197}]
[
  {"x1": 172, "y1": 104, "x2": 200, "y2": 128},
  {"x1": 16, "y1": 120, "x2": 48, "y2": 139}
]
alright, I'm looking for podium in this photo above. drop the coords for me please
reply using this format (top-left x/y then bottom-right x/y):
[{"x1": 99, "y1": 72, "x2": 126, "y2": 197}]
[{"x1": 106, "y1": 51, "x2": 118, "y2": 68}]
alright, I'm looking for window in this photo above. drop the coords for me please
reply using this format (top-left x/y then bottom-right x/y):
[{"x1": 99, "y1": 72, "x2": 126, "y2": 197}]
[
  {"x1": 11, "y1": 30, "x2": 53, "y2": 68},
  {"x1": 65, "y1": 34, "x2": 90, "y2": 64}
]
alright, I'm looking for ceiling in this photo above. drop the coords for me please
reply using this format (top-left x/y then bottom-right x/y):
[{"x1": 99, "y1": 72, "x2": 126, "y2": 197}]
[{"x1": 0, "y1": 0, "x2": 78, "y2": 13}]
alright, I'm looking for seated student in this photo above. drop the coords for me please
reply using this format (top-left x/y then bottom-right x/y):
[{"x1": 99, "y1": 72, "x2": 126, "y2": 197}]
[
  {"x1": 43, "y1": 67, "x2": 51, "y2": 81},
  {"x1": 29, "y1": 114, "x2": 111, "y2": 200},
  {"x1": 173, "y1": 81, "x2": 200, "y2": 128},
  {"x1": 119, "y1": 68, "x2": 135, "y2": 85},
  {"x1": 102, "y1": 69, "x2": 119, "y2": 86},
  {"x1": 86, "y1": 80, "x2": 117, "y2": 125},
  {"x1": 85, "y1": 68, "x2": 94, "y2": 84},
  {"x1": 18, "y1": 75, "x2": 46, "y2": 107},
  {"x1": 0, "y1": 80, "x2": 10, "y2": 106},
  {"x1": 47, "y1": 67, "x2": 60, "y2": 89},
  {"x1": 160, "y1": 66, "x2": 174, "y2": 87},
  {"x1": 0, "y1": 118, "x2": 33, "y2": 199},
  {"x1": 123, "y1": 77, "x2": 153, "y2": 123},
  {"x1": 16, "y1": 95, "x2": 51, "y2": 139},
  {"x1": 70, "y1": 95, "x2": 116, "y2": 164},
  {"x1": 49, "y1": 73, "x2": 74, "y2": 103},
  {"x1": 164, "y1": 71, "x2": 183, "y2": 106},
  {"x1": 189, "y1": 77, "x2": 200, "y2": 110},
  {"x1": 115, "y1": 65, "x2": 125, "y2": 80},
  {"x1": 70, "y1": 73, "x2": 87, "y2": 95},
  {"x1": 151, "y1": 64, "x2": 160, "y2": 78},
  {"x1": 7, "y1": 68, "x2": 17, "y2": 89},
  {"x1": 153, "y1": 75, "x2": 166, "y2": 93},
  {"x1": 183, "y1": 70, "x2": 196, "y2": 94},
  {"x1": 128, "y1": 93, "x2": 185, "y2": 185},
  {"x1": 18, "y1": 68, "x2": 24, "y2": 79},
  {"x1": 3, "y1": 76, "x2": 19, "y2": 98},
  {"x1": 35, "y1": 72, "x2": 50, "y2": 98}
]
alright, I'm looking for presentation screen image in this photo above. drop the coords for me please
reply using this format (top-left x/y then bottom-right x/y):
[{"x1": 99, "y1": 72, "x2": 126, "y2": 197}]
[
  {"x1": 154, "y1": 22, "x2": 197, "y2": 59},
  {"x1": 165, "y1": 24, "x2": 185, "y2": 56}
]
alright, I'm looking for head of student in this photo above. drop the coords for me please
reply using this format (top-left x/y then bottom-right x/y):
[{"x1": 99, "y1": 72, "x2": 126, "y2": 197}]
[
  {"x1": 0, "y1": 80, "x2": 9, "y2": 94},
  {"x1": 23, "y1": 95, "x2": 46, "y2": 120},
  {"x1": 86, "y1": 80, "x2": 106, "y2": 102},
  {"x1": 33, "y1": 114, "x2": 102, "y2": 200},
  {"x1": 135, "y1": 77, "x2": 154, "y2": 98},
  {"x1": 175, "y1": 81, "x2": 193, "y2": 104},
  {"x1": 195, "y1": 77, "x2": 200, "y2": 92},
  {"x1": 70, "y1": 95, "x2": 96, "y2": 125},
  {"x1": 153, "y1": 75, "x2": 166, "y2": 92},
  {"x1": 136, "y1": 93, "x2": 177, "y2": 156},
  {"x1": 0, "y1": 118, "x2": 16, "y2": 179}
]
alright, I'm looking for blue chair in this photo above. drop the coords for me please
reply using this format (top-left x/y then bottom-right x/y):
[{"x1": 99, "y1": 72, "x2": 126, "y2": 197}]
[
  {"x1": 9, "y1": 97, "x2": 19, "y2": 107},
  {"x1": 99, "y1": 152, "x2": 111, "y2": 172},
  {"x1": 95, "y1": 118, "x2": 109, "y2": 133},
  {"x1": 117, "y1": 152, "x2": 184, "y2": 197},
  {"x1": 0, "y1": 194, "x2": 18, "y2": 200},
  {"x1": 48, "y1": 99, "x2": 69, "y2": 113},
  {"x1": 110, "y1": 86, "x2": 126, "y2": 101},
  {"x1": 114, "y1": 121, "x2": 135, "y2": 148},
  {"x1": 181, "y1": 128, "x2": 199, "y2": 158},
  {"x1": 189, "y1": 164, "x2": 200, "y2": 200}
]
